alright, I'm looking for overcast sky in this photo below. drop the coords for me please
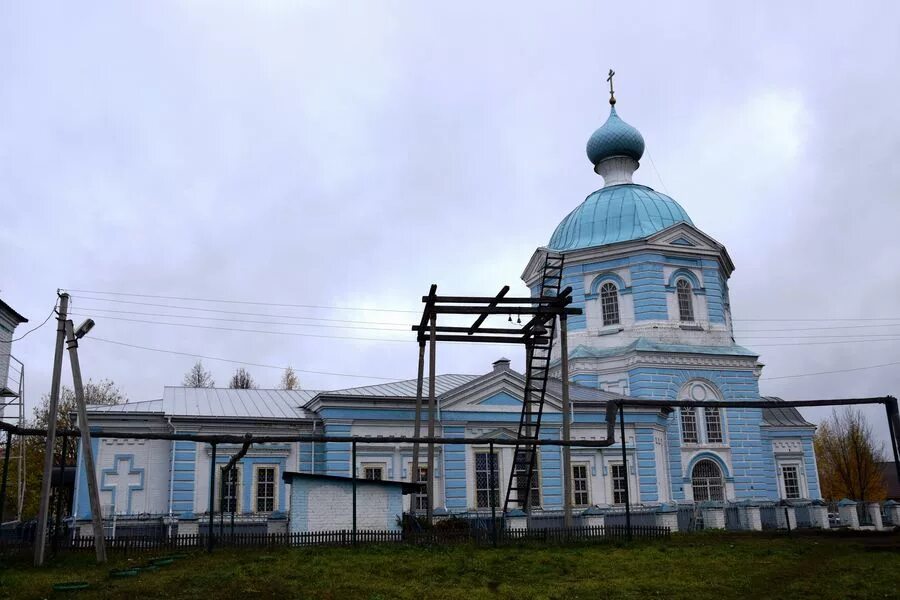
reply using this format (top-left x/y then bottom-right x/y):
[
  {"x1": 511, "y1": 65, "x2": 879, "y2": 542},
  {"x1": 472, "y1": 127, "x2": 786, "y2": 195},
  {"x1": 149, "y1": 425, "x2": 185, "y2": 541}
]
[{"x1": 2, "y1": 2, "x2": 900, "y2": 446}]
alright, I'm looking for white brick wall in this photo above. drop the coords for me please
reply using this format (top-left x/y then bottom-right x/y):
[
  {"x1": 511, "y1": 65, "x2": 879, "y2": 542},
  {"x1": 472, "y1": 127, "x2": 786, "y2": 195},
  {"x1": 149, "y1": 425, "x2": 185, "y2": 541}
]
[{"x1": 290, "y1": 481, "x2": 400, "y2": 532}]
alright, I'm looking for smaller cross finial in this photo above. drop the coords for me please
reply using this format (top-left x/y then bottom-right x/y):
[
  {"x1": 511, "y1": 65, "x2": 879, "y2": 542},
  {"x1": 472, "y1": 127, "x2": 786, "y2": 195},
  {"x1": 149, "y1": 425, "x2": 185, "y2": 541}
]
[{"x1": 607, "y1": 69, "x2": 616, "y2": 106}]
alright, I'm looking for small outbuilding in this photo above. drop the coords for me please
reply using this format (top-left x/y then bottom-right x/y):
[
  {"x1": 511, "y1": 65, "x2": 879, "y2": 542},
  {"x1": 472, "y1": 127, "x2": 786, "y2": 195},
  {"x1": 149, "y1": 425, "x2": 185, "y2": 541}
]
[{"x1": 282, "y1": 472, "x2": 422, "y2": 532}]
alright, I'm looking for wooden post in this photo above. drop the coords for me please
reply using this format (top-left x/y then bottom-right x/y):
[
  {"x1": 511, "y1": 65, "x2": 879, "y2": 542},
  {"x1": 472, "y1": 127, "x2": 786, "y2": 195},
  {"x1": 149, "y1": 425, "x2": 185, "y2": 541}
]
[
  {"x1": 560, "y1": 314, "x2": 573, "y2": 529},
  {"x1": 64, "y1": 319, "x2": 107, "y2": 563},
  {"x1": 207, "y1": 443, "x2": 216, "y2": 553},
  {"x1": 410, "y1": 341, "x2": 426, "y2": 492},
  {"x1": 489, "y1": 440, "x2": 497, "y2": 547},
  {"x1": 34, "y1": 293, "x2": 68, "y2": 567},
  {"x1": 619, "y1": 403, "x2": 631, "y2": 541},
  {"x1": 426, "y1": 313, "x2": 437, "y2": 526}
]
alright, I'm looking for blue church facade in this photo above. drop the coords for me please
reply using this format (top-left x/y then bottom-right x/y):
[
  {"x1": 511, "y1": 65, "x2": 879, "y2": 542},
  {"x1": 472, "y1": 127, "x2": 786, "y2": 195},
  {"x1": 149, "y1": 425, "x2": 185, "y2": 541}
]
[{"x1": 73, "y1": 94, "x2": 822, "y2": 524}]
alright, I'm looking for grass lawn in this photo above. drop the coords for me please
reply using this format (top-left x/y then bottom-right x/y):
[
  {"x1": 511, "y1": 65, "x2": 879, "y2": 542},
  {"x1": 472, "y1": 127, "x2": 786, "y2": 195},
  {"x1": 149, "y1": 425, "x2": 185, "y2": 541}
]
[{"x1": 1, "y1": 531, "x2": 898, "y2": 599}]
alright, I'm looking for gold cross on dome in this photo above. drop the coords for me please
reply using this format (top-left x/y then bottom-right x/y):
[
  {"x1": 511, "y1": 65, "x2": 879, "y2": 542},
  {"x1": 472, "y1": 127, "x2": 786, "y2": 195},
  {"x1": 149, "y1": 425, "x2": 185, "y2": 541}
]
[{"x1": 607, "y1": 69, "x2": 616, "y2": 105}]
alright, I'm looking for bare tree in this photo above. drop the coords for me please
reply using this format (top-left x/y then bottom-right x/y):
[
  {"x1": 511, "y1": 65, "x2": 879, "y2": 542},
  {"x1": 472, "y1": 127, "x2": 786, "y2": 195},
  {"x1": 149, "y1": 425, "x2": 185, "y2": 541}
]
[
  {"x1": 814, "y1": 408, "x2": 887, "y2": 501},
  {"x1": 183, "y1": 360, "x2": 215, "y2": 388},
  {"x1": 229, "y1": 367, "x2": 256, "y2": 389},
  {"x1": 279, "y1": 366, "x2": 300, "y2": 390}
]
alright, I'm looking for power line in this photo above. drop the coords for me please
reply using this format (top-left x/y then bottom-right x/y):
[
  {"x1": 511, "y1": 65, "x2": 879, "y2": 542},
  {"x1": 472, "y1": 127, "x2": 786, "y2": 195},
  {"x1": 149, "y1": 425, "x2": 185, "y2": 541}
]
[
  {"x1": 89, "y1": 337, "x2": 404, "y2": 381},
  {"x1": 70, "y1": 295, "x2": 410, "y2": 325},
  {"x1": 74, "y1": 306, "x2": 408, "y2": 332},
  {"x1": 734, "y1": 323, "x2": 900, "y2": 333},
  {"x1": 68, "y1": 313, "x2": 412, "y2": 343},
  {"x1": 761, "y1": 360, "x2": 900, "y2": 381},
  {"x1": 10, "y1": 302, "x2": 57, "y2": 342},
  {"x1": 64, "y1": 287, "x2": 900, "y2": 322},
  {"x1": 63, "y1": 289, "x2": 420, "y2": 314}
]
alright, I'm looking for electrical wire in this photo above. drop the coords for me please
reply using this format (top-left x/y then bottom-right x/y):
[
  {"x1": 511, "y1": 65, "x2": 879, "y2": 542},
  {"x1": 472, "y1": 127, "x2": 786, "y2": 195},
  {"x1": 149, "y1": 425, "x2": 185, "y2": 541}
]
[
  {"x1": 63, "y1": 289, "x2": 419, "y2": 314},
  {"x1": 761, "y1": 360, "x2": 900, "y2": 381},
  {"x1": 89, "y1": 336, "x2": 404, "y2": 381},
  {"x1": 10, "y1": 302, "x2": 57, "y2": 341},
  {"x1": 73, "y1": 307, "x2": 408, "y2": 332}
]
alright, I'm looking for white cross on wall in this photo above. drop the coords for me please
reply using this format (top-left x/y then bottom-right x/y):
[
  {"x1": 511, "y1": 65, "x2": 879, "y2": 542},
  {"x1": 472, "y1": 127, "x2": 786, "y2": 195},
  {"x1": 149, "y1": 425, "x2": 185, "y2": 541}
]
[{"x1": 101, "y1": 456, "x2": 144, "y2": 515}]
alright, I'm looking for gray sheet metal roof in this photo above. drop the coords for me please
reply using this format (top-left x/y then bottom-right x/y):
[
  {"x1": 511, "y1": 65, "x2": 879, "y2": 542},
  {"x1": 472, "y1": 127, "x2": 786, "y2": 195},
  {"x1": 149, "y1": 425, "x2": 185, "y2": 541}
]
[
  {"x1": 321, "y1": 374, "x2": 479, "y2": 398},
  {"x1": 545, "y1": 378, "x2": 635, "y2": 403},
  {"x1": 88, "y1": 387, "x2": 319, "y2": 419},
  {"x1": 761, "y1": 396, "x2": 815, "y2": 428}
]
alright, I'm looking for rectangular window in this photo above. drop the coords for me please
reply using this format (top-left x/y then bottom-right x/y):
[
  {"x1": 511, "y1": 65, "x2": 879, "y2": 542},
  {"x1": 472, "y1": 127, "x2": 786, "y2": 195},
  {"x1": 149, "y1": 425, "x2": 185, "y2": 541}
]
[
  {"x1": 513, "y1": 453, "x2": 541, "y2": 509},
  {"x1": 781, "y1": 465, "x2": 801, "y2": 500},
  {"x1": 474, "y1": 452, "x2": 499, "y2": 509},
  {"x1": 218, "y1": 466, "x2": 240, "y2": 513},
  {"x1": 611, "y1": 464, "x2": 627, "y2": 505},
  {"x1": 363, "y1": 465, "x2": 384, "y2": 481},
  {"x1": 255, "y1": 466, "x2": 276, "y2": 513},
  {"x1": 681, "y1": 408, "x2": 698, "y2": 444},
  {"x1": 704, "y1": 408, "x2": 723, "y2": 443},
  {"x1": 572, "y1": 464, "x2": 590, "y2": 507},
  {"x1": 413, "y1": 466, "x2": 428, "y2": 511}
]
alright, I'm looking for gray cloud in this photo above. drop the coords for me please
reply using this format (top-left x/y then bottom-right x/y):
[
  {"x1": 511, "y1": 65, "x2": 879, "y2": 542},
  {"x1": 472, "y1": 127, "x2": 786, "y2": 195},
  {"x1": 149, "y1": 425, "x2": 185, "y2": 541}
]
[{"x1": 2, "y1": 1, "x2": 899, "y2": 446}]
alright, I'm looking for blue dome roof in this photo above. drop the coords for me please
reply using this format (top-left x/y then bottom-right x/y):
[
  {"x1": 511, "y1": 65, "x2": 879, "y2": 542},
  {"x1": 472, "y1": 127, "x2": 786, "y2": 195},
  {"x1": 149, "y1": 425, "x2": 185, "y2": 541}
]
[
  {"x1": 548, "y1": 184, "x2": 693, "y2": 251},
  {"x1": 586, "y1": 106, "x2": 645, "y2": 165}
]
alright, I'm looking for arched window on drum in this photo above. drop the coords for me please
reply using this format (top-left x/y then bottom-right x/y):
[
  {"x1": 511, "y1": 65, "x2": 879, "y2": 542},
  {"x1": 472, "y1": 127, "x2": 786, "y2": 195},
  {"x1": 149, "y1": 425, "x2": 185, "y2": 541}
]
[{"x1": 599, "y1": 282, "x2": 620, "y2": 326}]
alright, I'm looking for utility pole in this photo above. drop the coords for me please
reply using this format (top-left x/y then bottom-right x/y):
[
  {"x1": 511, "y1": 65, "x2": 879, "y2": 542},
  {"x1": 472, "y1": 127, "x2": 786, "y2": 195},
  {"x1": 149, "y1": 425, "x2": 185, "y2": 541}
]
[
  {"x1": 426, "y1": 314, "x2": 437, "y2": 526},
  {"x1": 410, "y1": 340, "x2": 425, "y2": 492},
  {"x1": 65, "y1": 319, "x2": 107, "y2": 563},
  {"x1": 34, "y1": 292, "x2": 67, "y2": 567}
]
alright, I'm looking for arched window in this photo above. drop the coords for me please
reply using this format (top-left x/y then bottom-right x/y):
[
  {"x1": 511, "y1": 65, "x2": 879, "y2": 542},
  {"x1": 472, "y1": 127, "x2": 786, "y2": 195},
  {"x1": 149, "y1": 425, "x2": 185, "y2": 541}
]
[
  {"x1": 678, "y1": 381, "x2": 726, "y2": 445},
  {"x1": 600, "y1": 282, "x2": 620, "y2": 326},
  {"x1": 676, "y1": 279, "x2": 694, "y2": 322},
  {"x1": 691, "y1": 459, "x2": 724, "y2": 502},
  {"x1": 681, "y1": 408, "x2": 698, "y2": 444},
  {"x1": 704, "y1": 407, "x2": 723, "y2": 443}
]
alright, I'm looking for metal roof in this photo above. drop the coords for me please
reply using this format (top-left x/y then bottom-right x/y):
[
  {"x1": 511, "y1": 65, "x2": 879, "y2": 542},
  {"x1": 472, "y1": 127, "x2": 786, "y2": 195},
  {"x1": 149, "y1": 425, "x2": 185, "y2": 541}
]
[
  {"x1": 320, "y1": 374, "x2": 479, "y2": 399},
  {"x1": 87, "y1": 387, "x2": 319, "y2": 419},
  {"x1": 761, "y1": 396, "x2": 815, "y2": 428}
]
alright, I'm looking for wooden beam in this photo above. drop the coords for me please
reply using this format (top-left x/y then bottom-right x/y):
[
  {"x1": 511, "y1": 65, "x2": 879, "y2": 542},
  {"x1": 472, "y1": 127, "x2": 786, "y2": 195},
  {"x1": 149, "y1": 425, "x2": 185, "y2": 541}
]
[
  {"x1": 411, "y1": 325, "x2": 526, "y2": 335},
  {"x1": 431, "y1": 306, "x2": 582, "y2": 316},
  {"x1": 468, "y1": 286, "x2": 509, "y2": 335}
]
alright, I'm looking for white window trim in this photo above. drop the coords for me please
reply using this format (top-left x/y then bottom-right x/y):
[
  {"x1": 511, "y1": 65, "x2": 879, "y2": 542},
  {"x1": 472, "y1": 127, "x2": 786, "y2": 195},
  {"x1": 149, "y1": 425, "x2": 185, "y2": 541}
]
[
  {"x1": 217, "y1": 464, "x2": 242, "y2": 513},
  {"x1": 571, "y1": 462, "x2": 591, "y2": 507},
  {"x1": 607, "y1": 461, "x2": 629, "y2": 506},
  {"x1": 251, "y1": 464, "x2": 279, "y2": 514},
  {"x1": 361, "y1": 462, "x2": 386, "y2": 481},
  {"x1": 472, "y1": 448, "x2": 501, "y2": 510},
  {"x1": 776, "y1": 460, "x2": 808, "y2": 500}
]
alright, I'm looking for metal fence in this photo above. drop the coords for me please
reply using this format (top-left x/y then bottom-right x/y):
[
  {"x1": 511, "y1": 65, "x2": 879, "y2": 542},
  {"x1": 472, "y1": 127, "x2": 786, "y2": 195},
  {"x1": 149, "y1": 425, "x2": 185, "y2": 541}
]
[{"x1": 0, "y1": 524, "x2": 670, "y2": 554}]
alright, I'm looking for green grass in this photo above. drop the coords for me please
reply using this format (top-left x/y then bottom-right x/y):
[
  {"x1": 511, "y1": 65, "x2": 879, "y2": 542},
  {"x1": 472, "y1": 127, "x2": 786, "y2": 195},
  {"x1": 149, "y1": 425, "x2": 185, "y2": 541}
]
[{"x1": 1, "y1": 531, "x2": 898, "y2": 599}]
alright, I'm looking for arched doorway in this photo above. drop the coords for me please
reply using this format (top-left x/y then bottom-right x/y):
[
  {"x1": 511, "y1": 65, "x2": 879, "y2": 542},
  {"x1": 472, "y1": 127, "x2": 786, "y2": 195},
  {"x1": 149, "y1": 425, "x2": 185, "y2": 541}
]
[{"x1": 691, "y1": 459, "x2": 724, "y2": 502}]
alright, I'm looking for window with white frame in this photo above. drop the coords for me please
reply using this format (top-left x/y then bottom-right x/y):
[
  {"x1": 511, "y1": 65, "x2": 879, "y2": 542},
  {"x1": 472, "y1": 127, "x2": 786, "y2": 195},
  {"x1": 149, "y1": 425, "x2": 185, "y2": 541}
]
[
  {"x1": 218, "y1": 465, "x2": 240, "y2": 513},
  {"x1": 363, "y1": 464, "x2": 384, "y2": 481},
  {"x1": 679, "y1": 381, "x2": 726, "y2": 445},
  {"x1": 676, "y1": 279, "x2": 694, "y2": 322},
  {"x1": 572, "y1": 464, "x2": 590, "y2": 507},
  {"x1": 780, "y1": 464, "x2": 801, "y2": 500},
  {"x1": 704, "y1": 408, "x2": 723, "y2": 443},
  {"x1": 254, "y1": 465, "x2": 277, "y2": 513},
  {"x1": 610, "y1": 463, "x2": 627, "y2": 505},
  {"x1": 681, "y1": 408, "x2": 699, "y2": 444},
  {"x1": 691, "y1": 459, "x2": 724, "y2": 502},
  {"x1": 474, "y1": 451, "x2": 499, "y2": 509},
  {"x1": 513, "y1": 452, "x2": 541, "y2": 509},
  {"x1": 413, "y1": 466, "x2": 428, "y2": 511},
  {"x1": 599, "y1": 282, "x2": 620, "y2": 326}
]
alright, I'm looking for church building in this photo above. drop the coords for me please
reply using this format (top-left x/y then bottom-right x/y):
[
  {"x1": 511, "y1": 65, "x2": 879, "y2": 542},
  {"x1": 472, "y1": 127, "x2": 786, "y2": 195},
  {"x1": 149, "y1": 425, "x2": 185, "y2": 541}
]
[{"x1": 73, "y1": 90, "x2": 821, "y2": 527}]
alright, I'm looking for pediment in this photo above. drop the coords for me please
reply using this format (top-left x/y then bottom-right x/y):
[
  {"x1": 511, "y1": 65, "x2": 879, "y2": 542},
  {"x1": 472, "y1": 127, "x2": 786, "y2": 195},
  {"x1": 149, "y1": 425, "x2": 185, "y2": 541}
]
[
  {"x1": 440, "y1": 370, "x2": 561, "y2": 413},
  {"x1": 646, "y1": 223, "x2": 735, "y2": 274}
]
